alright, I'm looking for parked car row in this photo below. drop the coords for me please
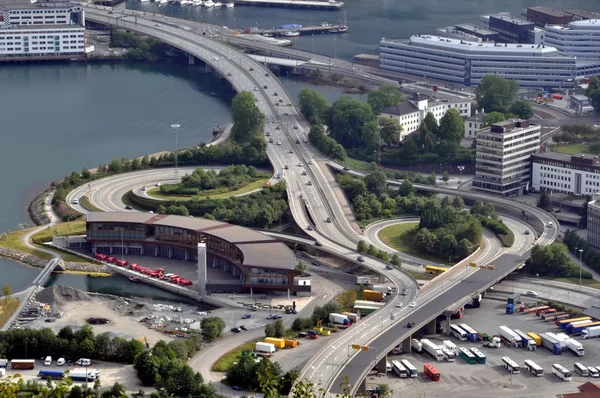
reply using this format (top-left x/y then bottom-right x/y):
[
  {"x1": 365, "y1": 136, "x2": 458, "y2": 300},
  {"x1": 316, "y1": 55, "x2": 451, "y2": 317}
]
[{"x1": 94, "y1": 254, "x2": 193, "y2": 286}]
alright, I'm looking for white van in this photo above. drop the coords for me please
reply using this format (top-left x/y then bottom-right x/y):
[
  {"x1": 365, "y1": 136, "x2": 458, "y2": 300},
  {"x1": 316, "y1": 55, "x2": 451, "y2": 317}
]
[
  {"x1": 44, "y1": 356, "x2": 52, "y2": 366},
  {"x1": 76, "y1": 358, "x2": 92, "y2": 366},
  {"x1": 386, "y1": 361, "x2": 392, "y2": 372}
]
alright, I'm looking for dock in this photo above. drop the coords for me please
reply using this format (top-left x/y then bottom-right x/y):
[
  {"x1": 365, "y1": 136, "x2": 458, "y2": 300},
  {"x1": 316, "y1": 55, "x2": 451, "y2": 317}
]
[
  {"x1": 248, "y1": 24, "x2": 348, "y2": 37},
  {"x1": 233, "y1": 0, "x2": 343, "y2": 10}
]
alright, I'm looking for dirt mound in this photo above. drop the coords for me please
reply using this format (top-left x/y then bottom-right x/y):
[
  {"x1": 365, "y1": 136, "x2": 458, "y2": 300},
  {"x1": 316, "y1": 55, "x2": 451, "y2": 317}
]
[
  {"x1": 114, "y1": 300, "x2": 153, "y2": 317},
  {"x1": 36, "y1": 285, "x2": 91, "y2": 309}
]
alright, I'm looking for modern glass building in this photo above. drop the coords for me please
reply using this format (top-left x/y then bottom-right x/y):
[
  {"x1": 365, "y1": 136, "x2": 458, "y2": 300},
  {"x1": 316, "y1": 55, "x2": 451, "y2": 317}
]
[
  {"x1": 86, "y1": 212, "x2": 297, "y2": 293},
  {"x1": 380, "y1": 35, "x2": 576, "y2": 89},
  {"x1": 545, "y1": 20, "x2": 600, "y2": 77}
]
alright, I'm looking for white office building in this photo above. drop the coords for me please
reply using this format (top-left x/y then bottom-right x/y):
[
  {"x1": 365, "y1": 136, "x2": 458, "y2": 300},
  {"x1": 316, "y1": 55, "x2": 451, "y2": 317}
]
[
  {"x1": 545, "y1": 20, "x2": 600, "y2": 77},
  {"x1": 587, "y1": 199, "x2": 600, "y2": 249},
  {"x1": 473, "y1": 119, "x2": 540, "y2": 196},
  {"x1": 0, "y1": 1, "x2": 86, "y2": 61},
  {"x1": 380, "y1": 35, "x2": 576, "y2": 89},
  {"x1": 532, "y1": 152, "x2": 600, "y2": 196},
  {"x1": 463, "y1": 109, "x2": 485, "y2": 139},
  {"x1": 379, "y1": 92, "x2": 472, "y2": 142}
]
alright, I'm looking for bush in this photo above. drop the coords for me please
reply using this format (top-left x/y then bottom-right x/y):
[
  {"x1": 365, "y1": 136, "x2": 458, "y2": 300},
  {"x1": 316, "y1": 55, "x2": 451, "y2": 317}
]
[{"x1": 291, "y1": 318, "x2": 314, "y2": 332}]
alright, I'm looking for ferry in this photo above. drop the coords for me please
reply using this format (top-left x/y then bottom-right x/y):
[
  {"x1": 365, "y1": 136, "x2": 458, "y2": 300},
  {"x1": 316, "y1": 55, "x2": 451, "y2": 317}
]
[
  {"x1": 283, "y1": 31, "x2": 300, "y2": 37},
  {"x1": 129, "y1": 276, "x2": 140, "y2": 283},
  {"x1": 225, "y1": 1, "x2": 234, "y2": 6}
]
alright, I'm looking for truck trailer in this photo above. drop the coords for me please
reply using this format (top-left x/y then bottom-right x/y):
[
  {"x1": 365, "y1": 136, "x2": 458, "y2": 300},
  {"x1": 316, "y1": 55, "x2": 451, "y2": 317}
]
[
  {"x1": 565, "y1": 320, "x2": 594, "y2": 334},
  {"x1": 527, "y1": 332, "x2": 542, "y2": 346},
  {"x1": 411, "y1": 339, "x2": 423, "y2": 353},
  {"x1": 255, "y1": 342, "x2": 276, "y2": 354},
  {"x1": 328, "y1": 313, "x2": 350, "y2": 325},
  {"x1": 540, "y1": 333, "x2": 563, "y2": 355},
  {"x1": 362, "y1": 290, "x2": 384, "y2": 301},
  {"x1": 37, "y1": 370, "x2": 65, "y2": 380},
  {"x1": 66, "y1": 369, "x2": 96, "y2": 381},
  {"x1": 582, "y1": 325, "x2": 600, "y2": 339},
  {"x1": 371, "y1": 285, "x2": 392, "y2": 295},
  {"x1": 513, "y1": 329, "x2": 537, "y2": 350},
  {"x1": 565, "y1": 338, "x2": 584, "y2": 356},
  {"x1": 420, "y1": 339, "x2": 444, "y2": 362},
  {"x1": 499, "y1": 326, "x2": 522, "y2": 347},
  {"x1": 11, "y1": 359, "x2": 35, "y2": 370},
  {"x1": 443, "y1": 340, "x2": 457, "y2": 354}
]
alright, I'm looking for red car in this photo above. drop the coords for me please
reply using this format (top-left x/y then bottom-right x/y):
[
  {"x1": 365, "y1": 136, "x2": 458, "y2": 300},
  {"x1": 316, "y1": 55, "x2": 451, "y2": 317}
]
[
  {"x1": 130, "y1": 263, "x2": 140, "y2": 270},
  {"x1": 116, "y1": 260, "x2": 128, "y2": 267},
  {"x1": 255, "y1": 97, "x2": 259, "y2": 102},
  {"x1": 106, "y1": 257, "x2": 117, "y2": 263},
  {"x1": 94, "y1": 253, "x2": 107, "y2": 261},
  {"x1": 227, "y1": 72, "x2": 232, "y2": 76},
  {"x1": 289, "y1": 149, "x2": 294, "y2": 154}
]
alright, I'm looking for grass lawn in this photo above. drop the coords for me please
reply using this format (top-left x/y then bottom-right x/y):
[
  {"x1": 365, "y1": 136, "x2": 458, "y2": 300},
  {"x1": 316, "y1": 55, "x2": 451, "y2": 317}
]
[
  {"x1": 212, "y1": 339, "x2": 261, "y2": 372},
  {"x1": 553, "y1": 144, "x2": 590, "y2": 155},
  {"x1": 379, "y1": 223, "x2": 450, "y2": 264},
  {"x1": 79, "y1": 196, "x2": 103, "y2": 212},
  {"x1": 0, "y1": 298, "x2": 20, "y2": 329},
  {"x1": 0, "y1": 228, "x2": 53, "y2": 261},
  {"x1": 146, "y1": 178, "x2": 269, "y2": 201},
  {"x1": 32, "y1": 221, "x2": 86, "y2": 241},
  {"x1": 546, "y1": 276, "x2": 600, "y2": 290},
  {"x1": 405, "y1": 270, "x2": 435, "y2": 281}
]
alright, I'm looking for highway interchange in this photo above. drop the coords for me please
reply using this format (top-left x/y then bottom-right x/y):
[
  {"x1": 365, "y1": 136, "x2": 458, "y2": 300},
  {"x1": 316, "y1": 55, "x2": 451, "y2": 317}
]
[{"x1": 76, "y1": 6, "x2": 559, "y2": 395}]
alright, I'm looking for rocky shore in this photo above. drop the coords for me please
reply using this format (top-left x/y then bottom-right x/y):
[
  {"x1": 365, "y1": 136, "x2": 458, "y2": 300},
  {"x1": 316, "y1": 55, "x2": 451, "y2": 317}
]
[{"x1": 0, "y1": 247, "x2": 113, "y2": 274}]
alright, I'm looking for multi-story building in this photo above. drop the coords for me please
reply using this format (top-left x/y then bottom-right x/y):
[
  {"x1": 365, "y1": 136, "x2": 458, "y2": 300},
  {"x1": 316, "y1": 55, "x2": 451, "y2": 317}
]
[
  {"x1": 472, "y1": 119, "x2": 540, "y2": 196},
  {"x1": 487, "y1": 14, "x2": 535, "y2": 43},
  {"x1": 463, "y1": 109, "x2": 485, "y2": 139},
  {"x1": 379, "y1": 35, "x2": 576, "y2": 89},
  {"x1": 587, "y1": 199, "x2": 600, "y2": 249},
  {"x1": 565, "y1": 9, "x2": 600, "y2": 22},
  {"x1": 545, "y1": 20, "x2": 600, "y2": 78},
  {"x1": 0, "y1": 0, "x2": 86, "y2": 61},
  {"x1": 526, "y1": 6, "x2": 574, "y2": 27},
  {"x1": 379, "y1": 92, "x2": 472, "y2": 141},
  {"x1": 436, "y1": 26, "x2": 484, "y2": 43},
  {"x1": 532, "y1": 152, "x2": 600, "y2": 196}
]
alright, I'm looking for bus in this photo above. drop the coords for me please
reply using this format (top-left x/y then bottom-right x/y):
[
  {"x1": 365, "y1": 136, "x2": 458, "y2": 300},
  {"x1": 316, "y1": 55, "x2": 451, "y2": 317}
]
[
  {"x1": 574, "y1": 363, "x2": 589, "y2": 376},
  {"x1": 458, "y1": 347, "x2": 476, "y2": 364},
  {"x1": 524, "y1": 360, "x2": 544, "y2": 377},
  {"x1": 391, "y1": 360, "x2": 408, "y2": 378},
  {"x1": 470, "y1": 347, "x2": 486, "y2": 364},
  {"x1": 425, "y1": 265, "x2": 448, "y2": 276},
  {"x1": 423, "y1": 363, "x2": 440, "y2": 381},
  {"x1": 557, "y1": 317, "x2": 592, "y2": 328},
  {"x1": 502, "y1": 357, "x2": 520, "y2": 374},
  {"x1": 450, "y1": 325, "x2": 468, "y2": 341},
  {"x1": 552, "y1": 364, "x2": 572, "y2": 381},
  {"x1": 458, "y1": 324, "x2": 479, "y2": 341},
  {"x1": 400, "y1": 359, "x2": 418, "y2": 378}
]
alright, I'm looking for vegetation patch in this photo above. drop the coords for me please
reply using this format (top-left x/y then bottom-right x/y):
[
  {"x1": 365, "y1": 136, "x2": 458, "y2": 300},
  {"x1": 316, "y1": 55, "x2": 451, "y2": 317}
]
[
  {"x1": 0, "y1": 298, "x2": 20, "y2": 329},
  {"x1": 553, "y1": 144, "x2": 591, "y2": 155},
  {"x1": 528, "y1": 243, "x2": 593, "y2": 280},
  {"x1": 79, "y1": 195, "x2": 103, "y2": 212},
  {"x1": 147, "y1": 178, "x2": 269, "y2": 201},
  {"x1": 0, "y1": 228, "x2": 53, "y2": 261},
  {"x1": 212, "y1": 339, "x2": 261, "y2": 372},
  {"x1": 379, "y1": 223, "x2": 417, "y2": 253}
]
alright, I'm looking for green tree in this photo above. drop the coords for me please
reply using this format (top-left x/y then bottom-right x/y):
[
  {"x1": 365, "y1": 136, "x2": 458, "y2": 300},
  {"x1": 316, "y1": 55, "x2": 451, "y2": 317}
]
[
  {"x1": 298, "y1": 88, "x2": 330, "y2": 124},
  {"x1": 475, "y1": 75, "x2": 519, "y2": 113},
  {"x1": 200, "y1": 317, "x2": 226, "y2": 342},
  {"x1": 367, "y1": 85, "x2": 403, "y2": 115},
  {"x1": 361, "y1": 120, "x2": 381, "y2": 151},
  {"x1": 378, "y1": 117, "x2": 403, "y2": 146},
  {"x1": 438, "y1": 108, "x2": 465, "y2": 143},
  {"x1": 416, "y1": 112, "x2": 438, "y2": 151},
  {"x1": 427, "y1": 172, "x2": 436, "y2": 185},
  {"x1": 357, "y1": 240, "x2": 367, "y2": 253},
  {"x1": 134, "y1": 351, "x2": 159, "y2": 386},
  {"x1": 329, "y1": 97, "x2": 376, "y2": 149},
  {"x1": 442, "y1": 171, "x2": 450, "y2": 183},
  {"x1": 231, "y1": 91, "x2": 265, "y2": 142},
  {"x1": 585, "y1": 77, "x2": 600, "y2": 97},
  {"x1": 390, "y1": 253, "x2": 401, "y2": 267},
  {"x1": 295, "y1": 260, "x2": 307, "y2": 276},
  {"x1": 2, "y1": 284, "x2": 11, "y2": 301},
  {"x1": 537, "y1": 190, "x2": 553, "y2": 212},
  {"x1": 508, "y1": 99, "x2": 534, "y2": 119},
  {"x1": 364, "y1": 169, "x2": 387, "y2": 196},
  {"x1": 588, "y1": 89, "x2": 600, "y2": 114},
  {"x1": 265, "y1": 322, "x2": 276, "y2": 337},
  {"x1": 337, "y1": 290, "x2": 357, "y2": 309},
  {"x1": 274, "y1": 319, "x2": 285, "y2": 338},
  {"x1": 482, "y1": 111, "x2": 507, "y2": 126},
  {"x1": 108, "y1": 159, "x2": 122, "y2": 174}
]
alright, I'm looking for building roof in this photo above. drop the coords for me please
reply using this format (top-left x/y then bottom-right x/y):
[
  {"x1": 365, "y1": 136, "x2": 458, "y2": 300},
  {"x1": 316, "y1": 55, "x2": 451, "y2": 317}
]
[
  {"x1": 532, "y1": 151, "x2": 572, "y2": 162},
  {"x1": 582, "y1": 305, "x2": 600, "y2": 320},
  {"x1": 380, "y1": 101, "x2": 419, "y2": 116},
  {"x1": 465, "y1": 111, "x2": 485, "y2": 121},
  {"x1": 560, "y1": 381, "x2": 600, "y2": 398},
  {"x1": 490, "y1": 14, "x2": 533, "y2": 26},
  {"x1": 454, "y1": 23, "x2": 498, "y2": 37},
  {"x1": 528, "y1": 6, "x2": 570, "y2": 18},
  {"x1": 565, "y1": 9, "x2": 600, "y2": 20},
  {"x1": 85, "y1": 212, "x2": 295, "y2": 270},
  {"x1": 572, "y1": 94, "x2": 590, "y2": 101}
]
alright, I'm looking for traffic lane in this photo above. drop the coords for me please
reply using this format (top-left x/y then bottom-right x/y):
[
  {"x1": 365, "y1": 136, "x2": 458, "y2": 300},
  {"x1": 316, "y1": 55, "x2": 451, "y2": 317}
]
[
  {"x1": 494, "y1": 280, "x2": 598, "y2": 308},
  {"x1": 330, "y1": 253, "x2": 528, "y2": 394}
]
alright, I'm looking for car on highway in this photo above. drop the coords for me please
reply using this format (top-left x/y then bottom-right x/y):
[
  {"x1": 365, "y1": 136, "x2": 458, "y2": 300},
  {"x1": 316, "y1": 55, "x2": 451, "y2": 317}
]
[
  {"x1": 263, "y1": 85, "x2": 268, "y2": 89},
  {"x1": 284, "y1": 165, "x2": 289, "y2": 169},
  {"x1": 401, "y1": 289, "x2": 407, "y2": 296},
  {"x1": 268, "y1": 138, "x2": 274, "y2": 143},
  {"x1": 343, "y1": 166, "x2": 350, "y2": 171},
  {"x1": 274, "y1": 92, "x2": 278, "y2": 96},
  {"x1": 277, "y1": 141, "x2": 281, "y2": 145},
  {"x1": 253, "y1": 87, "x2": 258, "y2": 91},
  {"x1": 254, "y1": 97, "x2": 259, "y2": 102},
  {"x1": 289, "y1": 149, "x2": 294, "y2": 154},
  {"x1": 275, "y1": 125, "x2": 280, "y2": 130},
  {"x1": 295, "y1": 139, "x2": 301, "y2": 144},
  {"x1": 232, "y1": 386, "x2": 241, "y2": 391},
  {"x1": 307, "y1": 225, "x2": 313, "y2": 231},
  {"x1": 409, "y1": 302, "x2": 416, "y2": 308},
  {"x1": 72, "y1": 198, "x2": 79, "y2": 204},
  {"x1": 249, "y1": 67, "x2": 254, "y2": 71},
  {"x1": 156, "y1": 182, "x2": 161, "y2": 187},
  {"x1": 266, "y1": 132, "x2": 271, "y2": 136},
  {"x1": 312, "y1": 261, "x2": 320, "y2": 266},
  {"x1": 308, "y1": 160, "x2": 313, "y2": 165},
  {"x1": 526, "y1": 290, "x2": 538, "y2": 297},
  {"x1": 357, "y1": 256, "x2": 365, "y2": 262},
  {"x1": 279, "y1": 98, "x2": 284, "y2": 103},
  {"x1": 386, "y1": 264, "x2": 393, "y2": 270},
  {"x1": 264, "y1": 73, "x2": 269, "y2": 77},
  {"x1": 297, "y1": 163, "x2": 303, "y2": 167},
  {"x1": 293, "y1": 125, "x2": 298, "y2": 129},
  {"x1": 141, "y1": 186, "x2": 147, "y2": 191},
  {"x1": 307, "y1": 180, "x2": 312, "y2": 186},
  {"x1": 314, "y1": 241, "x2": 323, "y2": 246},
  {"x1": 301, "y1": 171, "x2": 307, "y2": 175},
  {"x1": 524, "y1": 230, "x2": 530, "y2": 235},
  {"x1": 396, "y1": 302, "x2": 402, "y2": 308},
  {"x1": 213, "y1": 56, "x2": 219, "y2": 61},
  {"x1": 284, "y1": 111, "x2": 289, "y2": 115},
  {"x1": 230, "y1": 327, "x2": 241, "y2": 333},
  {"x1": 242, "y1": 312, "x2": 252, "y2": 319},
  {"x1": 125, "y1": 205, "x2": 133, "y2": 210},
  {"x1": 227, "y1": 72, "x2": 232, "y2": 76},
  {"x1": 154, "y1": 23, "x2": 160, "y2": 27},
  {"x1": 548, "y1": 221, "x2": 554, "y2": 228},
  {"x1": 240, "y1": 325, "x2": 248, "y2": 331}
]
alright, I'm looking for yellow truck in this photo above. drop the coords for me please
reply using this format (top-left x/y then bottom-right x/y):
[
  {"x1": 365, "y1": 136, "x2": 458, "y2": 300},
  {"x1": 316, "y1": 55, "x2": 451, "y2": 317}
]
[{"x1": 265, "y1": 337, "x2": 285, "y2": 349}]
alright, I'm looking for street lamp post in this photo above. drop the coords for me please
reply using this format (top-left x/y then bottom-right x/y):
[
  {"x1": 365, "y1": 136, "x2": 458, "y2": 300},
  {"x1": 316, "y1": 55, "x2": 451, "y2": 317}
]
[
  {"x1": 171, "y1": 124, "x2": 180, "y2": 183},
  {"x1": 578, "y1": 248, "x2": 583, "y2": 290},
  {"x1": 457, "y1": 165, "x2": 465, "y2": 184},
  {"x1": 536, "y1": 273, "x2": 539, "y2": 282}
]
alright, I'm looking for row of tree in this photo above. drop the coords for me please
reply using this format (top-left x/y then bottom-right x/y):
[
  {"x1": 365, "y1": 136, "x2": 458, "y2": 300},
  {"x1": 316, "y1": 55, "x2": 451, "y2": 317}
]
[
  {"x1": 528, "y1": 243, "x2": 592, "y2": 279},
  {"x1": 563, "y1": 230, "x2": 600, "y2": 277},
  {"x1": 552, "y1": 123, "x2": 600, "y2": 154},
  {"x1": 585, "y1": 77, "x2": 600, "y2": 114},
  {"x1": 160, "y1": 165, "x2": 267, "y2": 196}
]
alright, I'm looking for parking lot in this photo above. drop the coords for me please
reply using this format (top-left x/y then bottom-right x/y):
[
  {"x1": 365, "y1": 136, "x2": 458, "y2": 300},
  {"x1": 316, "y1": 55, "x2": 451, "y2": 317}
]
[{"x1": 368, "y1": 299, "x2": 600, "y2": 397}]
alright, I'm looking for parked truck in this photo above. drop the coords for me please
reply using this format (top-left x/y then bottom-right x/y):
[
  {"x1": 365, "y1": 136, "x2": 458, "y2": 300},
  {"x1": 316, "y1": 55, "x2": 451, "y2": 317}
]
[
  {"x1": 265, "y1": 338, "x2": 285, "y2": 349},
  {"x1": 566, "y1": 320, "x2": 594, "y2": 334},
  {"x1": 527, "y1": 332, "x2": 542, "y2": 346},
  {"x1": 11, "y1": 359, "x2": 35, "y2": 370},
  {"x1": 482, "y1": 336, "x2": 502, "y2": 348},
  {"x1": 499, "y1": 326, "x2": 522, "y2": 348},
  {"x1": 565, "y1": 338, "x2": 585, "y2": 356},
  {"x1": 356, "y1": 276, "x2": 371, "y2": 285},
  {"x1": 506, "y1": 302, "x2": 514, "y2": 314},
  {"x1": 328, "y1": 313, "x2": 350, "y2": 325},
  {"x1": 371, "y1": 285, "x2": 392, "y2": 295},
  {"x1": 582, "y1": 325, "x2": 600, "y2": 339},
  {"x1": 420, "y1": 339, "x2": 444, "y2": 362},
  {"x1": 37, "y1": 370, "x2": 65, "y2": 380},
  {"x1": 443, "y1": 340, "x2": 457, "y2": 354},
  {"x1": 540, "y1": 333, "x2": 563, "y2": 355},
  {"x1": 362, "y1": 290, "x2": 384, "y2": 301},
  {"x1": 513, "y1": 329, "x2": 537, "y2": 351},
  {"x1": 342, "y1": 312, "x2": 360, "y2": 323},
  {"x1": 441, "y1": 347, "x2": 456, "y2": 362},
  {"x1": 507, "y1": 293, "x2": 520, "y2": 305},
  {"x1": 411, "y1": 339, "x2": 423, "y2": 353},
  {"x1": 255, "y1": 342, "x2": 276, "y2": 354},
  {"x1": 66, "y1": 369, "x2": 96, "y2": 381}
]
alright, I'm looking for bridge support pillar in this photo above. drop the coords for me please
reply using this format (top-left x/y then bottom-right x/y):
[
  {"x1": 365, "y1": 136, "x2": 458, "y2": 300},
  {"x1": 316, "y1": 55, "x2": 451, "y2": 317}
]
[
  {"x1": 376, "y1": 355, "x2": 387, "y2": 374},
  {"x1": 204, "y1": 63, "x2": 212, "y2": 73},
  {"x1": 444, "y1": 314, "x2": 452, "y2": 335},
  {"x1": 357, "y1": 378, "x2": 367, "y2": 395},
  {"x1": 287, "y1": 289, "x2": 290, "y2": 300},
  {"x1": 427, "y1": 319, "x2": 437, "y2": 335},
  {"x1": 401, "y1": 336, "x2": 412, "y2": 353},
  {"x1": 197, "y1": 243, "x2": 207, "y2": 298},
  {"x1": 250, "y1": 287, "x2": 253, "y2": 300},
  {"x1": 188, "y1": 54, "x2": 195, "y2": 65}
]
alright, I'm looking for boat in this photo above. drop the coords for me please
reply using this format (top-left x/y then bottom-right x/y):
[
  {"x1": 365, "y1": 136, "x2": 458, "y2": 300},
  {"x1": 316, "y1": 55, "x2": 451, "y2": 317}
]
[
  {"x1": 338, "y1": 26, "x2": 348, "y2": 33},
  {"x1": 159, "y1": 0, "x2": 168, "y2": 4},
  {"x1": 214, "y1": 1, "x2": 222, "y2": 6},
  {"x1": 140, "y1": 0, "x2": 149, "y2": 3},
  {"x1": 320, "y1": 22, "x2": 330, "y2": 27},
  {"x1": 225, "y1": 2, "x2": 234, "y2": 7},
  {"x1": 129, "y1": 276, "x2": 140, "y2": 283},
  {"x1": 192, "y1": 0, "x2": 202, "y2": 5},
  {"x1": 283, "y1": 31, "x2": 300, "y2": 37},
  {"x1": 204, "y1": 0, "x2": 214, "y2": 6}
]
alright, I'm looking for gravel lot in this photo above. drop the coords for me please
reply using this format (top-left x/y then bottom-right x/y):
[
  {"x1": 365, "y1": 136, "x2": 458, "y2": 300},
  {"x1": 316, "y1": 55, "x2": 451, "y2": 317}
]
[{"x1": 368, "y1": 299, "x2": 600, "y2": 397}]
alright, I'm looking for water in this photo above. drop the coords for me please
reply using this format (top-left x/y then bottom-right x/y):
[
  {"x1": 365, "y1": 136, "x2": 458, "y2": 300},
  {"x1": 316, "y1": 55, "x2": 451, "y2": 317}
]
[{"x1": 126, "y1": 0, "x2": 588, "y2": 59}]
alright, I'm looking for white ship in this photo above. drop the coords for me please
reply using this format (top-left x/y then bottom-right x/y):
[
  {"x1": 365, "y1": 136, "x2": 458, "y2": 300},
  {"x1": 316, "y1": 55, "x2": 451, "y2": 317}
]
[
  {"x1": 204, "y1": 0, "x2": 214, "y2": 6},
  {"x1": 192, "y1": 0, "x2": 202, "y2": 5},
  {"x1": 214, "y1": 1, "x2": 222, "y2": 6},
  {"x1": 225, "y1": 2, "x2": 234, "y2": 7}
]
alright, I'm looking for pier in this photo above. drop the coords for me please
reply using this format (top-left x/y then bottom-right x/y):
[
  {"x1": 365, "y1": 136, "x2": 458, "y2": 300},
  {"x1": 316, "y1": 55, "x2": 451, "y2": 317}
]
[
  {"x1": 233, "y1": 0, "x2": 343, "y2": 10},
  {"x1": 248, "y1": 24, "x2": 348, "y2": 37}
]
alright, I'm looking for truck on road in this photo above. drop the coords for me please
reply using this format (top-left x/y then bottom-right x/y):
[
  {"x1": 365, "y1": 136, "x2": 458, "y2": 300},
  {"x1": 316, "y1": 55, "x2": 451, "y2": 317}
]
[
  {"x1": 371, "y1": 285, "x2": 392, "y2": 295},
  {"x1": 328, "y1": 313, "x2": 350, "y2": 325},
  {"x1": 356, "y1": 276, "x2": 371, "y2": 285},
  {"x1": 499, "y1": 326, "x2": 522, "y2": 348},
  {"x1": 540, "y1": 333, "x2": 562, "y2": 355},
  {"x1": 513, "y1": 329, "x2": 537, "y2": 350},
  {"x1": 582, "y1": 325, "x2": 600, "y2": 339},
  {"x1": 362, "y1": 290, "x2": 384, "y2": 302},
  {"x1": 565, "y1": 338, "x2": 584, "y2": 356},
  {"x1": 420, "y1": 339, "x2": 444, "y2": 362}
]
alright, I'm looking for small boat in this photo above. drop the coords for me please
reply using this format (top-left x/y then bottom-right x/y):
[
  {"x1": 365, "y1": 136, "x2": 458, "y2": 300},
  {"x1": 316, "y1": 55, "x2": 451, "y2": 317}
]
[
  {"x1": 141, "y1": 0, "x2": 149, "y2": 3},
  {"x1": 338, "y1": 26, "x2": 348, "y2": 33},
  {"x1": 214, "y1": 1, "x2": 222, "y2": 6},
  {"x1": 225, "y1": 2, "x2": 234, "y2": 7},
  {"x1": 129, "y1": 276, "x2": 140, "y2": 283},
  {"x1": 204, "y1": 0, "x2": 214, "y2": 6},
  {"x1": 193, "y1": 0, "x2": 202, "y2": 5},
  {"x1": 283, "y1": 31, "x2": 300, "y2": 37}
]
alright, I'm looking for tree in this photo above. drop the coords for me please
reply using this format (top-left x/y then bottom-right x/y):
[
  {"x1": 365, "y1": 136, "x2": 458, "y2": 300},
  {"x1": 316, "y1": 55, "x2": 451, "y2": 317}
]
[
  {"x1": 274, "y1": 319, "x2": 285, "y2": 338},
  {"x1": 588, "y1": 89, "x2": 600, "y2": 114},
  {"x1": 378, "y1": 117, "x2": 403, "y2": 146},
  {"x1": 231, "y1": 91, "x2": 265, "y2": 143},
  {"x1": 537, "y1": 190, "x2": 553, "y2": 212},
  {"x1": 475, "y1": 75, "x2": 519, "y2": 113},
  {"x1": 482, "y1": 111, "x2": 507, "y2": 126},
  {"x1": 134, "y1": 350, "x2": 160, "y2": 386},
  {"x1": 442, "y1": 171, "x2": 450, "y2": 184},
  {"x1": 438, "y1": 108, "x2": 465, "y2": 143},
  {"x1": 337, "y1": 290, "x2": 357, "y2": 309},
  {"x1": 361, "y1": 120, "x2": 381, "y2": 151},
  {"x1": 508, "y1": 99, "x2": 534, "y2": 119},
  {"x1": 265, "y1": 323, "x2": 276, "y2": 338},
  {"x1": 585, "y1": 77, "x2": 600, "y2": 97},
  {"x1": 390, "y1": 253, "x2": 401, "y2": 267},
  {"x1": 367, "y1": 85, "x2": 403, "y2": 115},
  {"x1": 298, "y1": 89, "x2": 330, "y2": 124},
  {"x1": 416, "y1": 113, "x2": 438, "y2": 151},
  {"x1": 295, "y1": 260, "x2": 307, "y2": 276},
  {"x1": 329, "y1": 97, "x2": 376, "y2": 149},
  {"x1": 357, "y1": 240, "x2": 367, "y2": 253},
  {"x1": 2, "y1": 284, "x2": 11, "y2": 301},
  {"x1": 200, "y1": 317, "x2": 226, "y2": 342},
  {"x1": 364, "y1": 169, "x2": 387, "y2": 196}
]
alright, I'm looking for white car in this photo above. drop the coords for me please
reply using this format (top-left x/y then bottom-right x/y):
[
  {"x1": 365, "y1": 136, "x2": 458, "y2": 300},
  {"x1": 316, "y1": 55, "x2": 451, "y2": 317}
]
[
  {"x1": 526, "y1": 290, "x2": 538, "y2": 297},
  {"x1": 71, "y1": 198, "x2": 79, "y2": 204},
  {"x1": 276, "y1": 141, "x2": 282, "y2": 145},
  {"x1": 409, "y1": 302, "x2": 417, "y2": 308},
  {"x1": 213, "y1": 56, "x2": 219, "y2": 61},
  {"x1": 396, "y1": 302, "x2": 402, "y2": 308},
  {"x1": 253, "y1": 87, "x2": 258, "y2": 91},
  {"x1": 56, "y1": 358, "x2": 65, "y2": 366}
]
